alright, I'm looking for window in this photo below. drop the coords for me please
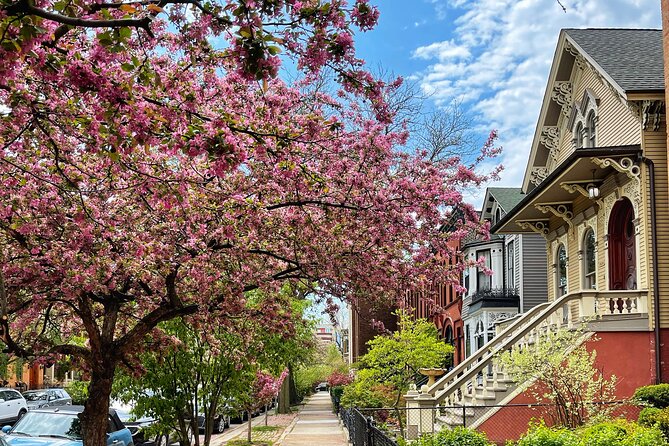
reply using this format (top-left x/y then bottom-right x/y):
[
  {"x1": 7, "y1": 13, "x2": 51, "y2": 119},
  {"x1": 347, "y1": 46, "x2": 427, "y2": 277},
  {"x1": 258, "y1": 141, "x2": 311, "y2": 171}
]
[
  {"x1": 507, "y1": 241, "x2": 515, "y2": 289},
  {"x1": 495, "y1": 207, "x2": 502, "y2": 224},
  {"x1": 477, "y1": 249, "x2": 491, "y2": 291},
  {"x1": 465, "y1": 325, "x2": 471, "y2": 357},
  {"x1": 587, "y1": 112, "x2": 596, "y2": 147},
  {"x1": 557, "y1": 244, "x2": 567, "y2": 296},
  {"x1": 463, "y1": 269, "x2": 470, "y2": 295},
  {"x1": 583, "y1": 229, "x2": 596, "y2": 289},
  {"x1": 575, "y1": 123, "x2": 584, "y2": 149}
]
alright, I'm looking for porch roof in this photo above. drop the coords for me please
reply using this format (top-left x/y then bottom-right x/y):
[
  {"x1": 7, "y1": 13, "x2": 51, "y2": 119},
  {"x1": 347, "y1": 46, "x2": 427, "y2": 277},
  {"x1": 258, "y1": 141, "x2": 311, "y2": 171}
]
[{"x1": 491, "y1": 145, "x2": 641, "y2": 235}]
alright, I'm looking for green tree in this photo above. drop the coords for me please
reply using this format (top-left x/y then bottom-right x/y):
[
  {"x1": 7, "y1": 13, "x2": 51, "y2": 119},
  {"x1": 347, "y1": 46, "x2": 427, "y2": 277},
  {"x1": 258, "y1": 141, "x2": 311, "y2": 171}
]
[
  {"x1": 497, "y1": 328, "x2": 616, "y2": 429},
  {"x1": 115, "y1": 286, "x2": 314, "y2": 446},
  {"x1": 343, "y1": 310, "x2": 453, "y2": 436}
]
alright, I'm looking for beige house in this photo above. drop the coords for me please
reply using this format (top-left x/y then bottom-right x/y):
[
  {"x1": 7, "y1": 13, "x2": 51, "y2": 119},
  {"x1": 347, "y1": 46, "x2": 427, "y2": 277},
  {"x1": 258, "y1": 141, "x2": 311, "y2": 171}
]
[
  {"x1": 406, "y1": 28, "x2": 666, "y2": 444},
  {"x1": 494, "y1": 28, "x2": 666, "y2": 385}
]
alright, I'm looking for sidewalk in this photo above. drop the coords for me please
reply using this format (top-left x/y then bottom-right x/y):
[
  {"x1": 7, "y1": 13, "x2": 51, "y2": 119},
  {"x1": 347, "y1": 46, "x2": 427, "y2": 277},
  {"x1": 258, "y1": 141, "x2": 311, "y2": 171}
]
[{"x1": 277, "y1": 391, "x2": 348, "y2": 446}]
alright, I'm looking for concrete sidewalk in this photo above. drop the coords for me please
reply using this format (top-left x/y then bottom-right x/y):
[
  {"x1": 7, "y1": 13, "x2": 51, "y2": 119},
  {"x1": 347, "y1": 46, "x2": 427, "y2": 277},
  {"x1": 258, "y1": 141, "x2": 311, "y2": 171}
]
[{"x1": 277, "y1": 391, "x2": 348, "y2": 446}]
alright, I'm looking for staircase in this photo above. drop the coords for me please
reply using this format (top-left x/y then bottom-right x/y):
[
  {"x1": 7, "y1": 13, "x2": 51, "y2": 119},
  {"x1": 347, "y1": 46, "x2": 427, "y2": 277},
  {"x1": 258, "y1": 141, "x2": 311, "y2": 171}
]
[{"x1": 406, "y1": 289, "x2": 649, "y2": 433}]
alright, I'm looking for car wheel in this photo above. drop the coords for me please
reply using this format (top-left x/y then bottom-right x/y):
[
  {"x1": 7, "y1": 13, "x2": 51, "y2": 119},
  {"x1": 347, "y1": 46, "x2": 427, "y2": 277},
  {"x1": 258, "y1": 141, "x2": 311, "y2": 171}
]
[
  {"x1": 155, "y1": 434, "x2": 168, "y2": 446},
  {"x1": 214, "y1": 417, "x2": 225, "y2": 434}
]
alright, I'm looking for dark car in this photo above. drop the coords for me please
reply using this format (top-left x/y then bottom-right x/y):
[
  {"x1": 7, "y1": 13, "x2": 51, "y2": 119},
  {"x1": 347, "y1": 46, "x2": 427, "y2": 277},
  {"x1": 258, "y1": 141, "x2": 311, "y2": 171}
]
[
  {"x1": 22, "y1": 389, "x2": 71, "y2": 411},
  {"x1": 111, "y1": 400, "x2": 174, "y2": 446},
  {"x1": 1, "y1": 406, "x2": 133, "y2": 446}
]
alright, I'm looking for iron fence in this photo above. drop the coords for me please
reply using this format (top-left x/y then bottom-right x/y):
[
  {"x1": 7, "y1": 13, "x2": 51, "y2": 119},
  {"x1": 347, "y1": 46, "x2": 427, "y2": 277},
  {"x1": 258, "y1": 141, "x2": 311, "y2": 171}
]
[
  {"x1": 349, "y1": 401, "x2": 641, "y2": 445},
  {"x1": 340, "y1": 407, "x2": 398, "y2": 446}
]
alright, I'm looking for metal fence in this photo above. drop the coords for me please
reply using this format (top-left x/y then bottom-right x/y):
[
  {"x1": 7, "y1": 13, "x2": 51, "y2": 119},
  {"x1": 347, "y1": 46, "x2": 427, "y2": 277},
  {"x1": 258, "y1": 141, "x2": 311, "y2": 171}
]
[
  {"x1": 340, "y1": 407, "x2": 398, "y2": 446},
  {"x1": 347, "y1": 401, "x2": 641, "y2": 445}
]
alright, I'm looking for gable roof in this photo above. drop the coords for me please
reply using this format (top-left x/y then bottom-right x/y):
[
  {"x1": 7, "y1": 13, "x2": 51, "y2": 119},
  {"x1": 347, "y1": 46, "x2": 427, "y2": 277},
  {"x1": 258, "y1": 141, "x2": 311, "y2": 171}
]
[
  {"x1": 486, "y1": 187, "x2": 524, "y2": 213},
  {"x1": 565, "y1": 28, "x2": 663, "y2": 93}
]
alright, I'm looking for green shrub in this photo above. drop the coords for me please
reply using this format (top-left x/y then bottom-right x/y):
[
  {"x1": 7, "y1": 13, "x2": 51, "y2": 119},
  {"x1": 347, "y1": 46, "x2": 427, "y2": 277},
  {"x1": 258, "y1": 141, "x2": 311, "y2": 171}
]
[
  {"x1": 412, "y1": 427, "x2": 491, "y2": 446},
  {"x1": 515, "y1": 423, "x2": 579, "y2": 446},
  {"x1": 65, "y1": 380, "x2": 89, "y2": 405},
  {"x1": 633, "y1": 384, "x2": 669, "y2": 408},
  {"x1": 589, "y1": 419, "x2": 669, "y2": 446},
  {"x1": 516, "y1": 420, "x2": 668, "y2": 446},
  {"x1": 638, "y1": 406, "x2": 669, "y2": 439},
  {"x1": 578, "y1": 422, "x2": 628, "y2": 446}
]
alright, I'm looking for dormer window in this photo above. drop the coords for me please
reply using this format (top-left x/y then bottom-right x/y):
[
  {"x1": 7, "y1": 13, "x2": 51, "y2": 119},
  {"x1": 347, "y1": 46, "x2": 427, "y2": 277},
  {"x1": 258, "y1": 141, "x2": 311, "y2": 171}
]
[
  {"x1": 495, "y1": 207, "x2": 502, "y2": 224},
  {"x1": 586, "y1": 111, "x2": 596, "y2": 147}
]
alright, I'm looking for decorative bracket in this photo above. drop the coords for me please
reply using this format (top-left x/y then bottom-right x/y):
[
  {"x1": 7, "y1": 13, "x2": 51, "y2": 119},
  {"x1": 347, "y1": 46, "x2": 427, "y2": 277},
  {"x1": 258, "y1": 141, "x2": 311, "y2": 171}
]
[
  {"x1": 551, "y1": 81, "x2": 573, "y2": 118},
  {"x1": 642, "y1": 100, "x2": 664, "y2": 131},
  {"x1": 560, "y1": 180, "x2": 603, "y2": 200},
  {"x1": 517, "y1": 220, "x2": 550, "y2": 237},
  {"x1": 529, "y1": 166, "x2": 549, "y2": 186},
  {"x1": 535, "y1": 202, "x2": 574, "y2": 233},
  {"x1": 540, "y1": 126, "x2": 561, "y2": 162},
  {"x1": 591, "y1": 157, "x2": 641, "y2": 186}
]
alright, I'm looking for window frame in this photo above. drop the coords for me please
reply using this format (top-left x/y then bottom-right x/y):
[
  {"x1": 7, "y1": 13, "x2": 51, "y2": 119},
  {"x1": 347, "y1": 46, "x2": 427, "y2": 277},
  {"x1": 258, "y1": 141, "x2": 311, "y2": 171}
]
[
  {"x1": 583, "y1": 228, "x2": 597, "y2": 290},
  {"x1": 556, "y1": 244, "x2": 567, "y2": 297}
]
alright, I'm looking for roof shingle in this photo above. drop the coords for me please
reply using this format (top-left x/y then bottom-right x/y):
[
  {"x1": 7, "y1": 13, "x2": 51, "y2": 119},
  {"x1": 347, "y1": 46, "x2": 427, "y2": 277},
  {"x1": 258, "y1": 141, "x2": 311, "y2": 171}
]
[{"x1": 565, "y1": 28, "x2": 663, "y2": 92}]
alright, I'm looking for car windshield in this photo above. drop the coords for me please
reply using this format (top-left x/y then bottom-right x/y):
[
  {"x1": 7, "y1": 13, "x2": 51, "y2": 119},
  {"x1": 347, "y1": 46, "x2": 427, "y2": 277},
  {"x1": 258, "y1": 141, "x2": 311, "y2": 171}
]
[
  {"x1": 23, "y1": 392, "x2": 48, "y2": 401},
  {"x1": 11, "y1": 412, "x2": 81, "y2": 440}
]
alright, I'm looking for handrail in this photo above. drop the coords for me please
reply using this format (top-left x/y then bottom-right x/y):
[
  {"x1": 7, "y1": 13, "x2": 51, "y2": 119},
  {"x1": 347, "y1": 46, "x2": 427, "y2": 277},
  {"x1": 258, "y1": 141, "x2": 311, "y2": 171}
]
[
  {"x1": 424, "y1": 301, "x2": 550, "y2": 395},
  {"x1": 433, "y1": 291, "x2": 584, "y2": 403}
]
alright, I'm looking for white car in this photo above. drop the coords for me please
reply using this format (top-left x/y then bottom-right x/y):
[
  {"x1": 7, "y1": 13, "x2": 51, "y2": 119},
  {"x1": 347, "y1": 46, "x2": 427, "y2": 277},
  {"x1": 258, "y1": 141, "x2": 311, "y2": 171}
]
[{"x1": 0, "y1": 389, "x2": 27, "y2": 425}]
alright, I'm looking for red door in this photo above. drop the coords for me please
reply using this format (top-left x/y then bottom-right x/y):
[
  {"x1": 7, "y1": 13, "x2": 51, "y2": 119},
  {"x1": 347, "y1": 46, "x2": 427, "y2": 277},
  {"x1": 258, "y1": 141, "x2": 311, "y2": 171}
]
[{"x1": 608, "y1": 199, "x2": 636, "y2": 290}]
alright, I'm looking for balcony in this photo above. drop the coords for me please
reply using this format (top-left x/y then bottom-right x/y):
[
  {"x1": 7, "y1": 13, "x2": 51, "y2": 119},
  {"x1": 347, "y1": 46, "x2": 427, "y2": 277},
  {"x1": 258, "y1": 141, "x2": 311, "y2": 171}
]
[{"x1": 469, "y1": 288, "x2": 520, "y2": 312}]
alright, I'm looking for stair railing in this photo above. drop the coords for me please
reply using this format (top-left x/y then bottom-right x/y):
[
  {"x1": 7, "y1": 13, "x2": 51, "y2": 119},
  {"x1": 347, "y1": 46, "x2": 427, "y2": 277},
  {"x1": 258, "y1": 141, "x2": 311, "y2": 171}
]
[{"x1": 432, "y1": 291, "x2": 584, "y2": 405}]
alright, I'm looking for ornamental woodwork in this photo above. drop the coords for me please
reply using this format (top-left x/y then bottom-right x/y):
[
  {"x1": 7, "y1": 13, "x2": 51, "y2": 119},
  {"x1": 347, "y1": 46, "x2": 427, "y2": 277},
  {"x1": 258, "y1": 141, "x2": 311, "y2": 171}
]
[
  {"x1": 535, "y1": 202, "x2": 574, "y2": 234},
  {"x1": 540, "y1": 126, "x2": 561, "y2": 162},
  {"x1": 529, "y1": 167, "x2": 549, "y2": 186},
  {"x1": 642, "y1": 100, "x2": 663, "y2": 131},
  {"x1": 517, "y1": 220, "x2": 550, "y2": 237},
  {"x1": 591, "y1": 157, "x2": 641, "y2": 185},
  {"x1": 551, "y1": 81, "x2": 573, "y2": 118}
]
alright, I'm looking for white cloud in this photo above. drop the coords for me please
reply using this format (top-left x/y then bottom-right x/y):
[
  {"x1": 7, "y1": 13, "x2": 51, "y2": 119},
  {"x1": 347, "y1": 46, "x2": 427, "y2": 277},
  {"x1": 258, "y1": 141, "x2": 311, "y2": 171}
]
[
  {"x1": 412, "y1": 40, "x2": 471, "y2": 61},
  {"x1": 413, "y1": 0, "x2": 661, "y2": 205}
]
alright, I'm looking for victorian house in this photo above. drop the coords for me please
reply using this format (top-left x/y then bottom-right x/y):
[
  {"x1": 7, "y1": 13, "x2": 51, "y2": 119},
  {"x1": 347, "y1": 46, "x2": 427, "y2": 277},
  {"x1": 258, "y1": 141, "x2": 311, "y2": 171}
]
[
  {"x1": 461, "y1": 187, "x2": 548, "y2": 359},
  {"x1": 406, "y1": 28, "x2": 666, "y2": 444}
]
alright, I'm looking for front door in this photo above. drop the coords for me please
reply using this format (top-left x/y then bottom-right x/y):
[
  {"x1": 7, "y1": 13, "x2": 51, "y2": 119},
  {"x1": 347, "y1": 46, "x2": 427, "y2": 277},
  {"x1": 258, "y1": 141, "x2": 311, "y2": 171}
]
[{"x1": 608, "y1": 198, "x2": 637, "y2": 290}]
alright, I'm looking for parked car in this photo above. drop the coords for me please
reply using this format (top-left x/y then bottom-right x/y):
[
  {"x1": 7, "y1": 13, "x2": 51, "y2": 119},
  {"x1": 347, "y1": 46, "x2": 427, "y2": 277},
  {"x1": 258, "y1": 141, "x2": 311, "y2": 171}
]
[
  {"x1": 315, "y1": 382, "x2": 328, "y2": 392},
  {"x1": 0, "y1": 406, "x2": 133, "y2": 446},
  {"x1": 0, "y1": 389, "x2": 27, "y2": 425},
  {"x1": 111, "y1": 400, "x2": 175, "y2": 446},
  {"x1": 22, "y1": 389, "x2": 72, "y2": 410}
]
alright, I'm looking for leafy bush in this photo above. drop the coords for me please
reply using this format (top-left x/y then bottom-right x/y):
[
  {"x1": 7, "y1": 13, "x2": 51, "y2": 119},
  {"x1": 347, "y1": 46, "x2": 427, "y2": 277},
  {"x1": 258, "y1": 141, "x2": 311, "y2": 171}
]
[
  {"x1": 411, "y1": 427, "x2": 491, "y2": 446},
  {"x1": 327, "y1": 370, "x2": 352, "y2": 387},
  {"x1": 515, "y1": 420, "x2": 668, "y2": 446},
  {"x1": 65, "y1": 380, "x2": 89, "y2": 405},
  {"x1": 633, "y1": 384, "x2": 669, "y2": 409},
  {"x1": 579, "y1": 420, "x2": 668, "y2": 446},
  {"x1": 515, "y1": 423, "x2": 579, "y2": 446},
  {"x1": 638, "y1": 406, "x2": 669, "y2": 438},
  {"x1": 340, "y1": 369, "x2": 396, "y2": 409}
]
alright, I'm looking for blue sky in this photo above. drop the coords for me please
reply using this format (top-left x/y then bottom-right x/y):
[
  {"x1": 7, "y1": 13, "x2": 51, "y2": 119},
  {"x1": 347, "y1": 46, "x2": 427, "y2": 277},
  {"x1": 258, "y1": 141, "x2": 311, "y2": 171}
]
[{"x1": 351, "y1": 0, "x2": 662, "y2": 206}]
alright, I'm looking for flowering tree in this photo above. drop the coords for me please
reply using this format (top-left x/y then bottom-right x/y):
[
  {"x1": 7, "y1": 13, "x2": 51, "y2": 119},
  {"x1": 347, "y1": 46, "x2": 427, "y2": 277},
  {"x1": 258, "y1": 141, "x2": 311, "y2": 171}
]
[
  {"x1": 0, "y1": 1, "x2": 499, "y2": 445},
  {"x1": 243, "y1": 369, "x2": 288, "y2": 441}
]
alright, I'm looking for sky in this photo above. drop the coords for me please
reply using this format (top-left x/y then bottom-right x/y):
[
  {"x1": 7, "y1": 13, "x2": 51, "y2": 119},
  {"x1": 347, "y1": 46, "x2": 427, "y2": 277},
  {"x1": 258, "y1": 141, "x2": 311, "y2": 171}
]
[{"x1": 352, "y1": 0, "x2": 662, "y2": 206}]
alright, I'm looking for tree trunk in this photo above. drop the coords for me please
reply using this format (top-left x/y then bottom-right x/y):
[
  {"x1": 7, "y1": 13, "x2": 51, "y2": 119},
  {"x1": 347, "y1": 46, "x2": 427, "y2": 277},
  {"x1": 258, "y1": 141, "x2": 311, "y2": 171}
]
[
  {"x1": 277, "y1": 373, "x2": 291, "y2": 414},
  {"x1": 288, "y1": 365, "x2": 299, "y2": 405},
  {"x1": 80, "y1": 366, "x2": 115, "y2": 446},
  {"x1": 246, "y1": 411, "x2": 252, "y2": 442}
]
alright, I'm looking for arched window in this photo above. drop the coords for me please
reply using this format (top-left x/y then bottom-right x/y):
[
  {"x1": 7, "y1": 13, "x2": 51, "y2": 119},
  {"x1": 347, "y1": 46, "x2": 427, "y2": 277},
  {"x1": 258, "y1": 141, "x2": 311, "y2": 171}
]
[
  {"x1": 609, "y1": 198, "x2": 636, "y2": 290},
  {"x1": 557, "y1": 244, "x2": 567, "y2": 296},
  {"x1": 495, "y1": 207, "x2": 502, "y2": 224},
  {"x1": 583, "y1": 229, "x2": 596, "y2": 289},
  {"x1": 586, "y1": 112, "x2": 596, "y2": 147},
  {"x1": 444, "y1": 325, "x2": 454, "y2": 345},
  {"x1": 575, "y1": 123, "x2": 584, "y2": 149}
]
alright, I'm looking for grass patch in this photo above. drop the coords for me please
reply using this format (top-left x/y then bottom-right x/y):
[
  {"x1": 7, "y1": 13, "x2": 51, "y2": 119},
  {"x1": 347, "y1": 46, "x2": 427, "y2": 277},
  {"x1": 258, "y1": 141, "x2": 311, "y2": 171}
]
[
  {"x1": 252, "y1": 425, "x2": 280, "y2": 433},
  {"x1": 226, "y1": 440, "x2": 273, "y2": 446}
]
